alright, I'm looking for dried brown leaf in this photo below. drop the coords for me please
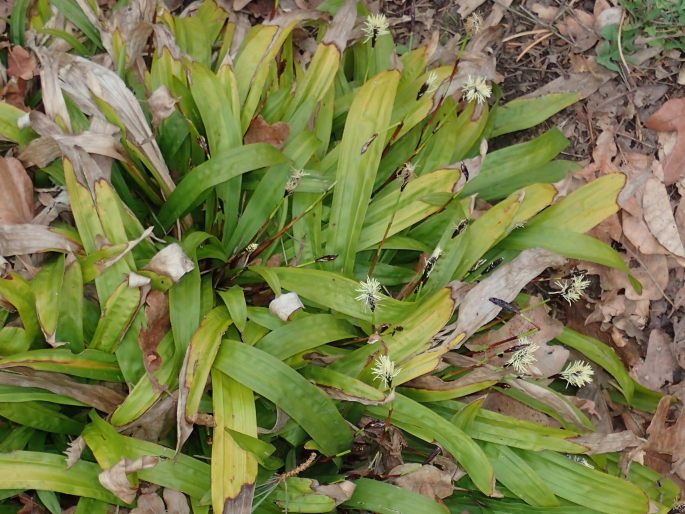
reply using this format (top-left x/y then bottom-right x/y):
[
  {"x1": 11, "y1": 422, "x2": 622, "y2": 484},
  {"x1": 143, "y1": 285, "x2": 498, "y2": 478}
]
[
  {"x1": 148, "y1": 86, "x2": 177, "y2": 127},
  {"x1": 442, "y1": 249, "x2": 566, "y2": 346},
  {"x1": 0, "y1": 224, "x2": 80, "y2": 256},
  {"x1": 388, "y1": 464, "x2": 454, "y2": 502},
  {"x1": 632, "y1": 329, "x2": 677, "y2": 391},
  {"x1": 139, "y1": 290, "x2": 170, "y2": 375},
  {"x1": 244, "y1": 115, "x2": 290, "y2": 150},
  {"x1": 65, "y1": 436, "x2": 86, "y2": 468},
  {"x1": 644, "y1": 98, "x2": 685, "y2": 184},
  {"x1": 645, "y1": 395, "x2": 685, "y2": 481},
  {"x1": 0, "y1": 157, "x2": 33, "y2": 224},
  {"x1": 7, "y1": 46, "x2": 37, "y2": 81},
  {"x1": 311, "y1": 480, "x2": 356, "y2": 506},
  {"x1": 571, "y1": 430, "x2": 642, "y2": 454},
  {"x1": 642, "y1": 177, "x2": 685, "y2": 258},
  {"x1": 99, "y1": 456, "x2": 159, "y2": 503}
]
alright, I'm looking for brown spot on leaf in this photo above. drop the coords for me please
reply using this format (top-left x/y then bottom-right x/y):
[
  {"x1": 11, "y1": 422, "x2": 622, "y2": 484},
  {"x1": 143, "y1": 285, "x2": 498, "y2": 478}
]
[
  {"x1": 139, "y1": 290, "x2": 170, "y2": 375},
  {"x1": 244, "y1": 115, "x2": 289, "y2": 149}
]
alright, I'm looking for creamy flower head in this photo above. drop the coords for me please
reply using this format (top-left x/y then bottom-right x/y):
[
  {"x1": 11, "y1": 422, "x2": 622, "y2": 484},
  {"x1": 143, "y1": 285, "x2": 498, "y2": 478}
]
[
  {"x1": 506, "y1": 336, "x2": 539, "y2": 375},
  {"x1": 371, "y1": 354, "x2": 401, "y2": 388},
  {"x1": 465, "y1": 13, "x2": 483, "y2": 35},
  {"x1": 362, "y1": 13, "x2": 390, "y2": 43},
  {"x1": 462, "y1": 75, "x2": 492, "y2": 105},
  {"x1": 560, "y1": 360, "x2": 594, "y2": 388},
  {"x1": 245, "y1": 243, "x2": 258, "y2": 253},
  {"x1": 355, "y1": 276, "x2": 382, "y2": 312},
  {"x1": 285, "y1": 168, "x2": 307, "y2": 195},
  {"x1": 553, "y1": 273, "x2": 591, "y2": 304}
]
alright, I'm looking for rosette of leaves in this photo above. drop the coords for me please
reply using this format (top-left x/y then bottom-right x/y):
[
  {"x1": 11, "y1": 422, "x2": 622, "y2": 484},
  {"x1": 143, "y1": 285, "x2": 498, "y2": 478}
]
[{"x1": 0, "y1": 0, "x2": 678, "y2": 513}]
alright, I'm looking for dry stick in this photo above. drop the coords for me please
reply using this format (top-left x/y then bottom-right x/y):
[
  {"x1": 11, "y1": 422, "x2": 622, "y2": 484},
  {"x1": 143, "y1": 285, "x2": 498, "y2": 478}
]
[{"x1": 617, "y1": 11, "x2": 636, "y2": 90}]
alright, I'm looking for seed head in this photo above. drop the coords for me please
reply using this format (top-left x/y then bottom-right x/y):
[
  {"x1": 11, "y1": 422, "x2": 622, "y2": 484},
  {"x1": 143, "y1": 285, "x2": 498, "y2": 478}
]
[
  {"x1": 462, "y1": 75, "x2": 491, "y2": 105},
  {"x1": 285, "y1": 168, "x2": 307, "y2": 196},
  {"x1": 506, "y1": 336, "x2": 539, "y2": 375},
  {"x1": 560, "y1": 360, "x2": 594, "y2": 388},
  {"x1": 371, "y1": 354, "x2": 401, "y2": 388},
  {"x1": 465, "y1": 13, "x2": 483, "y2": 35},
  {"x1": 245, "y1": 243, "x2": 258, "y2": 253},
  {"x1": 362, "y1": 13, "x2": 390, "y2": 44},
  {"x1": 552, "y1": 273, "x2": 591, "y2": 304},
  {"x1": 398, "y1": 161, "x2": 415, "y2": 190},
  {"x1": 355, "y1": 276, "x2": 383, "y2": 312}
]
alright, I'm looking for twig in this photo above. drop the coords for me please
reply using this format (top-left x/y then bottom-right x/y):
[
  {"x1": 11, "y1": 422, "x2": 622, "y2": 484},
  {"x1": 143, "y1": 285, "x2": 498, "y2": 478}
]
[{"x1": 516, "y1": 31, "x2": 553, "y2": 62}]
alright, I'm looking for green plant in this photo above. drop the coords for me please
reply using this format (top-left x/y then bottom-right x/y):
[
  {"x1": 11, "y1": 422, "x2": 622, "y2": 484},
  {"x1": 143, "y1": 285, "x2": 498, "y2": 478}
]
[
  {"x1": 0, "y1": 1, "x2": 678, "y2": 513},
  {"x1": 597, "y1": 0, "x2": 685, "y2": 72}
]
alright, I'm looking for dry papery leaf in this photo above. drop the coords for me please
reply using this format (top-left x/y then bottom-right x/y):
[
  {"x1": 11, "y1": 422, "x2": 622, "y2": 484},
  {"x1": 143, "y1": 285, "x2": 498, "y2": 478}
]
[
  {"x1": 0, "y1": 224, "x2": 81, "y2": 256},
  {"x1": 645, "y1": 395, "x2": 685, "y2": 481},
  {"x1": 388, "y1": 463, "x2": 453, "y2": 502},
  {"x1": 99, "y1": 456, "x2": 160, "y2": 503},
  {"x1": 139, "y1": 289, "x2": 170, "y2": 376},
  {"x1": 570, "y1": 430, "x2": 642, "y2": 454},
  {"x1": 131, "y1": 488, "x2": 190, "y2": 514},
  {"x1": 148, "y1": 85, "x2": 177, "y2": 127},
  {"x1": 645, "y1": 98, "x2": 685, "y2": 184},
  {"x1": 631, "y1": 329, "x2": 678, "y2": 391},
  {"x1": 642, "y1": 177, "x2": 685, "y2": 259},
  {"x1": 0, "y1": 157, "x2": 33, "y2": 225},
  {"x1": 440, "y1": 248, "x2": 566, "y2": 346},
  {"x1": 144, "y1": 243, "x2": 194, "y2": 283},
  {"x1": 243, "y1": 115, "x2": 290, "y2": 150},
  {"x1": 311, "y1": 480, "x2": 356, "y2": 506},
  {"x1": 0, "y1": 368, "x2": 125, "y2": 413},
  {"x1": 65, "y1": 436, "x2": 86, "y2": 469},
  {"x1": 269, "y1": 291, "x2": 304, "y2": 321},
  {"x1": 507, "y1": 378, "x2": 589, "y2": 427},
  {"x1": 7, "y1": 46, "x2": 38, "y2": 81}
]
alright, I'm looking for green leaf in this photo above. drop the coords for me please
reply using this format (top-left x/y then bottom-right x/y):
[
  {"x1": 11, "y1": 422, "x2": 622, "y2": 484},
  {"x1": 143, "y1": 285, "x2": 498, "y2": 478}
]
[
  {"x1": 33, "y1": 255, "x2": 66, "y2": 343},
  {"x1": 367, "y1": 394, "x2": 495, "y2": 495},
  {"x1": 490, "y1": 93, "x2": 580, "y2": 137},
  {"x1": 158, "y1": 144, "x2": 287, "y2": 228},
  {"x1": 50, "y1": 0, "x2": 102, "y2": 47},
  {"x1": 343, "y1": 478, "x2": 448, "y2": 514},
  {"x1": 214, "y1": 340, "x2": 353, "y2": 456},
  {"x1": 0, "y1": 451, "x2": 124, "y2": 504},
  {"x1": 0, "y1": 349, "x2": 123, "y2": 382},
  {"x1": 325, "y1": 70, "x2": 400, "y2": 274},
  {"x1": 0, "y1": 401, "x2": 83, "y2": 434}
]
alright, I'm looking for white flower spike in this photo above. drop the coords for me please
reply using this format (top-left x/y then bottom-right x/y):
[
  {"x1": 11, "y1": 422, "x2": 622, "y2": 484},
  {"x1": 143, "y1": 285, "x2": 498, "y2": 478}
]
[
  {"x1": 552, "y1": 273, "x2": 591, "y2": 304},
  {"x1": 355, "y1": 276, "x2": 383, "y2": 312},
  {"x1": 462, "y1": 75, "x2": 492, "y2": 105},
  {"x1": 285, "y1": 168, "x2": 307, "y2": 196},
  {"x1": 362, "y1": 13, "x2": 389, "y2": 45},
  {"x1": 560, "y1": 360, "x2": 594, "y2": 388},
  {"x1": 506, "y1": 336, "x2": 539, "y2": 375},
  {"x1": 371, "y1": 354, "x2": 401, "y2": 388}
]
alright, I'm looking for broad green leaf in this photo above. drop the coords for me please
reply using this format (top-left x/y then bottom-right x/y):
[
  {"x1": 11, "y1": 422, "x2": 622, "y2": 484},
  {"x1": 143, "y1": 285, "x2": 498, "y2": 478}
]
[
  {"x1": 0, "y1": 349, "x2": 123, "y2": 382},
  {"x1": 33, "y1": 255, "x2": 66, "y2": 343},
  {"x1": 0, "y1": 401, "x2": 83, "y2": 434},
  {"x1": 219, "y1": 287, "x2": 247, "y2": 333},
  {"x1": 211, "y1": 370, "x2": 257, "y2": 514},
  {"x1": 83, "y1": 413, "x2": 210, "y2": 500},
  {"x1": 255, "y1": 314, "x2": 356, "y2": 360},
  {"x1": 0, "y1": 273, "x2": 40, "y2": 343},
  {"x1": 158, "y1": 144, "x2": 287, "y2": 228},
  {"x1": 50, "y1": 0, "x2": 102, "y2": 46},
  {"x1": 214, "y1": 340, "x2": 353, "y2": 456},
  {"x1": 182, "y1": 307, "x2": 232, "y2": 422},
  {"x1": 367, "y1": 394, "x2": 495, "y2": 495},
  {"x1": 89, "y1": 281, "x2": 141, "y2": 352},
  {"x1": 0, "y1": 102, "x2": 36, "y2": 145},
  {"x1": 518, "y1": 449, "x2": 649, "y2": 514},
  {"x1": 56, "y1": 258, "x2": 85, "y2": 352},
  {"x1": 343, "y1": 478, "x2": 448, "y2": 514},
  {"x1": 490, "y1": 93, "x2": 580, "y2": 137},
  {"x1": 483, "y1": 443, "x2": 559, "y2": 507},
  {"x1": 0, "y1": 451, "x2": 124, "y2": 504},
  {"x1": 325, "y1": 70, "x2": 400, "y2": 274}
]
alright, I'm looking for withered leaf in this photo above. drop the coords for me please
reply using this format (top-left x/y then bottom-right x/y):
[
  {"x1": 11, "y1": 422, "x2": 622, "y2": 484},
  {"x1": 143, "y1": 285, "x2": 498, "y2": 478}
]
[
  {"x1": 388, "y1": 463, "x2": 454, "y2": 501},
  {"x1": 0, "y1": 157, "x2": 33, "y2": 224},
  {"x1": 7, "y1": 46, "x2": 38, "y2": 81},
  {"x1": 139, "y1": 290, "x2": 170, "y2": 376},
  {"x1": 645, "y1": 395, "x2": 685, "y2": 481},
  {"x1": 645, "y1": 98, "x2": 685, "y2": 184},
  {"x1": 244, "y1": 115, "x2": 290, "y2": 150},
  {"x1": 98, "y1": 456, "x2": 159, "y2": 503},
  {"x1": 642, "y1": 177, "x2": 685, "y2": 258}
]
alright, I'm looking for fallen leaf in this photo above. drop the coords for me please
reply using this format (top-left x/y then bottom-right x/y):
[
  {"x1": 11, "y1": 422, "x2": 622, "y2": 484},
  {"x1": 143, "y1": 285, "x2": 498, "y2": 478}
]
[
  {"x1": 642, "y1": 177, "x2": 685, "y2": 257},
  {"x1": 64, "y1": 436, "x2": 86, "y2": 468},
  {"x1": 130, "y1": 493, "x2": 166, "y2": 514},
  {"x1": 0, "y1": 224, "x2": 81, "y2": 256},
  {"x1": 442, "y1": 249, "x2": 566, "y2": 346},
  {"x1": 388, "y1": 464, "x2": 454, "y2": 501},
  {"x1": 0, "y1": 157, "x2": 34, "y2": 224},
  {"x1": 644, "y1": 98, "x2": 685, "y2": 184},
  {"x1": 98, "y1": 456, "x2": 159, "y2": 503},
  {"x1": 269, "y1": 291, "x2": 304, "y2": 321},
  {"x1": 632, "y1": 329, "x2": 677, "y2": 391},
  {"x1": 162, "y1": 488, "x2": 190, "y2": 514},
  {"x1": 311, "y1": 480, "x2": 356, "y2": 505},
  {"x1": 645, "y1": 395, "x2": 685, "y2": 481},
  {"x1": 148, "y1": 86, "x2": 177, "y2": 127},
  {"x1": 139, "y1": 290, "x2": 170, "y2": 375},
  {"x1": 571, "y1": 430, "x2": 642, "y2": 454},
  {"x1": 244, "y1": 115, "x2": 290, "y2": 150},
  {"x1": 7, "y1": 46, "x2": 38, "y2": 81},
  {"x1": 144, "y1": 243, "x2": 194, "y2": 283}
]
